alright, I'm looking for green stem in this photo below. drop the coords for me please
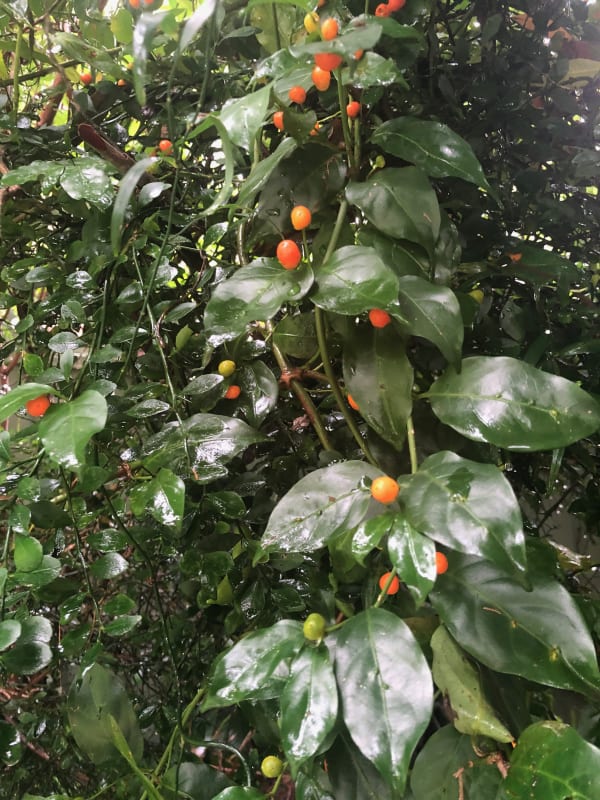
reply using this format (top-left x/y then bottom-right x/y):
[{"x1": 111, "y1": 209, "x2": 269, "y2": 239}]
[
  {"x1": 406, "y1": 415, "x2": 418, "y2": 474},
  {"x1": 271, "y1": 4, "x2": 282, "y2": 51},
  {"x1": 335, "y1": 68, "x2": 356, "y2": 175},
  {"x1": 374, "y1": 568, "x2": 398, "y2": 608},
  {"x1": 12, "y1": 26, "x2": 23, "y2": 125}
]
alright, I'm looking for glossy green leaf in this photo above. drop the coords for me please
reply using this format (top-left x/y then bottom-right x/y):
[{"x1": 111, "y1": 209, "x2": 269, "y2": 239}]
[
  {"x1": 0, "y1": 620, "x2": 21, "y2": 652},
  {"x1": 327, "y1": 733, "x2": 394, "y2": 800},
  {"x1": 204, "y1": 260, "x2": 314, "y2": 347},
  {"x1": 237, "y1": 137, "x2": 297, "y2": 211},
  {"x1": 38, "y1": 390, "x2": 107, "y2": 470},
  {"x1": 13, "y1": 555, "x2": 61, "y2": 588},
  {"x1": 334, "y1": 608, "x2": 433, "y2": 794},
  {"x1": 342, "y1": 325, "x2": 413, "y2": 451},
  {"x1": 281, "y1": 645, "x2": 338, "y2": 775},
  {"x1": 131, "y1": 12, "x2": 164, "y2": 106},
  {"x1": 13, "y1": 534, "x2": 43, "y2": 572},
  {"x1": 111, "y1": 157, "x2": 155, "y2": 255},
  {"x1": 387, "y1": 517, "x2": 436, "y2": 607},
  {"x1": 311, "y1": 246, "x2": 399, "y2": 315},
  {"x1": 399, "y1": 451, "x2": 527, "y2": 574},
  {"x1": 340, "y1": 52, "x2": 408, "y2": 89},
  {"x1": 0, "y1": 158, "x2": 113, "y2": 209},
  {"x1": 393, "y1": 276, "x2": 463, "y2": 368},
  {"x1": 431, "y1": 553, "x2": 600, "y2": 698},
  {"x1": 358, "y1": 230, "x2": 429, "y2": 279},
  {"x1": 431, "y1": 626, "x2": 513, "y2": 742},
  {"x1": 273, "y1": 312, "x2": 317, "y2": 359},
  {"x1": 1, "y1": 642, "x2": 52, "y2": 675},
  {"x1": 346, "y1": 168, "x2": 440, "y2": 257},
  {"x1": 67, "y1": 663, "x2": 143, "y2": 764},
  {"x1": 89, "y1": 552, "x2": 128, "y2": 580},
  {"x1": 178, "y1": 0, "x2": 218, "y2": 53},
  {"x1": 410, "y1": 725, "x2": 503, "y2": 800},
  {"x1": 0, "y1": 383, "x2": 58, "y2": 424},
  {"x1": 146, "y1": 468, "x2": 185, "y2": 531},
  {"x1": 427, "y1": 356, "x2": 600, "y2": 451},
  {"x1": 221, "y1": 85, "x2": 271, "y2": 152},
  {"x1": 212, "y1": 789, "x2": 265, "y2": 800},
  {"x1": 185, "y1": 114, "x2": 235, "y2": 218},
  {"x1": 295, "y1": 770, "x2": 335, "y2": 800},
  {"x1": 372, "y1": 118, "x2": 491, "y2": 190},
  {"x1": 237, "y1": 362, "x2": 279, "y2": 428},
  {"x1": 104, "y1": 615, "x2": 142, "y2": 637},
  {"x1": 503, "y1": 242, "x2": 580, "y2": 286},
  {"x1": 125, "y1": 399, "x2": 170, "y2": 418},
  {"x1": 261, "y1": 461, "x2": 381, "y2": 553},
  {"x1": 500, "y1": 721, "x2": 600, "y2": 800},
  {"x1": 0, "y1": 719, "x2": 23, "y2": 766},
  {"x1": 202, "y1": 620, "x2": 304, "y2": 709},
  {"x1": 352, "y1": 514, "x2": 396, "y2": 565}
]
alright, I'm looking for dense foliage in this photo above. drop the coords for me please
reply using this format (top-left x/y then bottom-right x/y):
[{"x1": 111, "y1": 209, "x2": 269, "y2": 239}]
[{"x1": 1, "y1": 0, "x2": 600, "y2": 798}]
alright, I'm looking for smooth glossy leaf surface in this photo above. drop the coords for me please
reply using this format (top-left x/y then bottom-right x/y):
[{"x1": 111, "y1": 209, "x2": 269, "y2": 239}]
[
  {"x1": 334, "y1": 608, "x2": 433, "y2": 794},
  {"x1": 147, "y1": 468, "x2": 185, "y2": 531},
  {"x1": 372, "y1": 117, "x2": 491, "y2": 190},
  {"x1": 13, "y1": 555, "x2": 61, "y2": 588},
  {"x1": 431, "y1": 626, "x2": 513, "y2": 742},
  {"x1": 352, "y1": 514, "x2": 396, "y2": 565},
  {"x1": 161, "y1": 761, "x2": 233, "y2": 800},
  {"x1": 400, "y1": 451, "x2": 527, "y2": 574},
  {"x1": 500, "y1": 721, "x2": 600, "y2": 800},
  {"x1": 111, "y1": 157, "x2": 155, "y2": 254},
  {"x1": 281, "y1": 645, "x2": 338, "y2": 774},
  {"x1": 411, "y1": 725, "x2": 503, "y2": 800},
  {"x1": 1, "y1": 642, "x2": 52, "y2": 675},
  {"x1": 311, "y1": 246, "x2": 399, "y2": 315},
  {"x1": 0, "y1": 620, "x2": 22, "y2": 652},
  {"x1": 346, "y1": 168, "x2": 440, "y2": 256},
  {"x1": 220, "y1": 85, "x2": 271, "y2": 152},
  {"x1": 427, "y1": 356, "x2": 600, "y2": 451},
  {"x1": 67, "y1": 663, "x2": 143, "y2": 764},
  {"x1": 13, "y1": 534, "x2": 43, "y2": 572},
  {"x1": 273, "y1": 312, "x2": 317, "y2": 359},
  {"x1": 39, "y1": 390, "x2": 107, "y2": 469},
  {"x1": 343, "y1": 325, "x2": 413, "y2": 451},
  {"x1": 204, "y1": 260, "x2": 314, "y2": 346},
  {"x1": 387, "y1": 517, "x2": 436, "y2": 607},
  {"x1": 431, "y1": 553, "x2": 600, "y2": 698},
  {"x1": 237, "y1": 362, "x2": 279, "y2": 428},
  {"x1": 237, "y1": 138, "x2": 297, "y2": 211},
  {"x1": 261, "y1": 461, "x2": 381, "y2": 553},
  {"x1": 394, "y1": 276, "x2": 463, "y2": 368},
  {"x1": 212, "y1": 789, "x2": 265, "y2": 800},
  {"x1": 327, "y1": 733, "x2": 393, "y2": 800},
  {"x1": 178, "y1": 0, "x2": 217, "y2": 52},
  {"x1": 202, "y1": 620, "x2": 304, "y2": 709}
]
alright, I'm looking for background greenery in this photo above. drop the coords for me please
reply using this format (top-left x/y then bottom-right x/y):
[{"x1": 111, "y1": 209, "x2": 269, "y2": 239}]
[{"x1": 0, "y1": 0, "x2": 599, "y2": 798}]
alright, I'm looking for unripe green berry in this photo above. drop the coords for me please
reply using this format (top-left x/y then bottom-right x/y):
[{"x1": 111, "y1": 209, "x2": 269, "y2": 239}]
[
  {"x1": 261, "y1": 755, "x2": 284, "y2": 778},
  {"x1": 303, "y1": 612, "x2": 327, "y2": 641}
]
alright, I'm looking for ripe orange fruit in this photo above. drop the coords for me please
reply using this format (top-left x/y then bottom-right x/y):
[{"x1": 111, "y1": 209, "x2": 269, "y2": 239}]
[
  {"x1": 371, "y1": 475, "x2": 400, "y2": 504},
  {"x1": 289, "y1": 85, "x2": 307, "y2": 104},
  {"x1": 117, "y1": 78, "x2": 127, "y2": 87},
  {"x1": 347, "y1": 394, "x2": 359, "y2": 411},
  {"x1": 379, "y1": 571, "x2": 400, "y2": 595},
  {"x1": 314, "y1": 52, "x2": 343, "y2": 71},
  {"x1": 80, "y1": 72, "x2": 93, "y2": 85},
  {"x1": 368, "y1": 308, "x2": 391, "y2": 328},
  {"x1": 320, "y1": 18, "x2": 339, "y2": 40},
  {"x1": 508, "y1": 252, "x2": 522, "y2": 262},
  {"x1": 387, "y1": 0, "x2": 406, "y2": 9},
  {"x1": 311, "y1": 66, "x2": 331, "y2": 92},
  {"x1": 276, "y1": 239, "x2": 302, "y2": 269},
  {"x1": 25, "y1": 395, "x2": 51, "y2": 417},
  {"x1": 290, "y1": 205, "x2": 311, "y2": 230},
  {"x1": 273, "y1": 111, "x2": 284, "y2": 131},
  {"x1": 309, "y1": 122, "x2": 322, "y2": 137},
  {"x1": 436, "y1": 552, "x2": 449, "y2": 575},
  {"x1": 375, "y1": 3, "x2": 391, "y2": 16},
  {"x1": 129, "y1": 0, "x2": 140, "y2": 7},
  {"x1": 224, "y1": 385, "x2": 241, "y2": 400},
  {"x1": 158, "y1": 139, "x2": 173, "y2": 154},
  {"x1": 354, "y1": 49, "x2": 364, "y2": 60},
  {"x1": 346, "y1": 101, "x2": 361, "y2": 118}
]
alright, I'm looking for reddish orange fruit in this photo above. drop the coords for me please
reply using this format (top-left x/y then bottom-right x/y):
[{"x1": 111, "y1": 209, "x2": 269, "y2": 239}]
[
  {"x1": 375, "y1": 3, "x2": 391, "y2": 16},
  {"x1": 387, "y1": 0, "x2": 406, "y2": 9},
  {"x1": 273, "y1": 111, "x2": 284, "y2": 131},
  {"x1": 368, "y1": 308, "x2": 391, "y2": 328},
  {"x1": 276, "y1": 240, "x2": 302, "y2": 269},
  {"x1": 320, "y1": 18, "x2": 339, "y2": 40},
  {"x1": 290, "y1": 205, "x2": 311, "y2": 231},
  {"x1": 347, "y1": 394, "x2": 359, "y2": 411},
  {"x1": 436, "y1": 552, "x2": 449, "y2": 575},
  {"x1": 224, "y1": 385, "x2": 241, "y2": 400},
  {"x1": 25, "y1": 395, "x2": 51, "y2": 417},
  {"x1": 129, "y1": 0, "x2": 140, "y2": 7},
  {"x1": 314, "y1": 52, "x2": 343, "y2": 71},
  {"x1": 354, "y1": 49, "x2": 364, "y2": 60},
  {"x1": 158, "y1": 139, "x2": 173, "y2": 154},
  {"x1": 309, "y1": 122, "x2": 322, "y2": 137},
  {"x1": 289, "y1": 85, "x2": 307, "y2": 104},
  {"x1": 311, "y1": 66, "x2": 331, "y2": 91},
  {"x1": 346, "y1": 101, "x2": 361, "y2": 118},
  {"x1": 117, "y1": 78, "x2": 127, "y2": 87},
  {"x1": 371, "y1": 475, "x2": 400, "y2": 504},
  {"x1": 379, "y1": 571, "x2": 400, "y2": 594},
  {"x1": 80, "y1": 72, "x2": 93, "y2": 85}
]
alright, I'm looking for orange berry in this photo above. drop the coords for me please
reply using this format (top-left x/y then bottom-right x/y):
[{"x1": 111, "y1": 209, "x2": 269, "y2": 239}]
[
  {"x1": 129, "y1": 0, "x2": 140, "y2": 7},
  {"x1": 158, "y1": 139, "x2": 173, "y2": 154},
  {"x1": 25, "y1": 395, "x2": 51, "y2": 417},
  {"x1": 117, "y1": 78, "x2": 127, "y2": 87},
  {"x1": 290, "y1": 205, "x2": 311, "y2": 231},
  {"x1": 346, "y1": 101, "x2": 361, "y2": 118},
  {"x1": 378, "y1": 571, "x2": 400, "y2": 595},
  {"x1": 311, "y1": 66, "x2": 331, "y2": 92},
  {"x1": 309, "y1": 122, "x2": 322, "y2": 137},
  {"x1": 387, "y1": 0, "x2": 406, "y2": 9},
  {"x1": 276, "y1": 239, "x2": 302, "y2": 270},
  {"x1": 80, "y1": 72, "x2": 93, "y2": 85},
  {"x1": 354, "y1": 49, "x2": 364, "y2": 60},
  {"x1": 375, "y1": 3, "x2": 391, "y2": 16},
  {"x1": 314, "y1": 53, "x2": 343, "y2": 71},
  {"x1": 508, "y1": 252, "x2": 522, "y2": 262},
  {"x1": 436, "y1": 552, "x2": 449, "y2": 575},
  {"x1": 224, "y1": 385, "x2": 241, "y2": 400},
  {"x1": 317, "y1": 0, "x2": 325, "y2": 6},
  {"x1": 289, "y1": 85, "x2": 307, "y2": 104},
  {"x1": 371, "y1": 475, "x2": 400, "y2": 504},
  {"x1": 347, "y1": 394, "x2": 359, "y2": 411},
  {"x1": 273, "y1": 111, "x2": 284, "y2": 131},
  {"x1": 368, "y1": 308, "x2": 391, "y2": 328},
  {"x1": 320, "y1": 18, "x2": 339, "y2": 40}
]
